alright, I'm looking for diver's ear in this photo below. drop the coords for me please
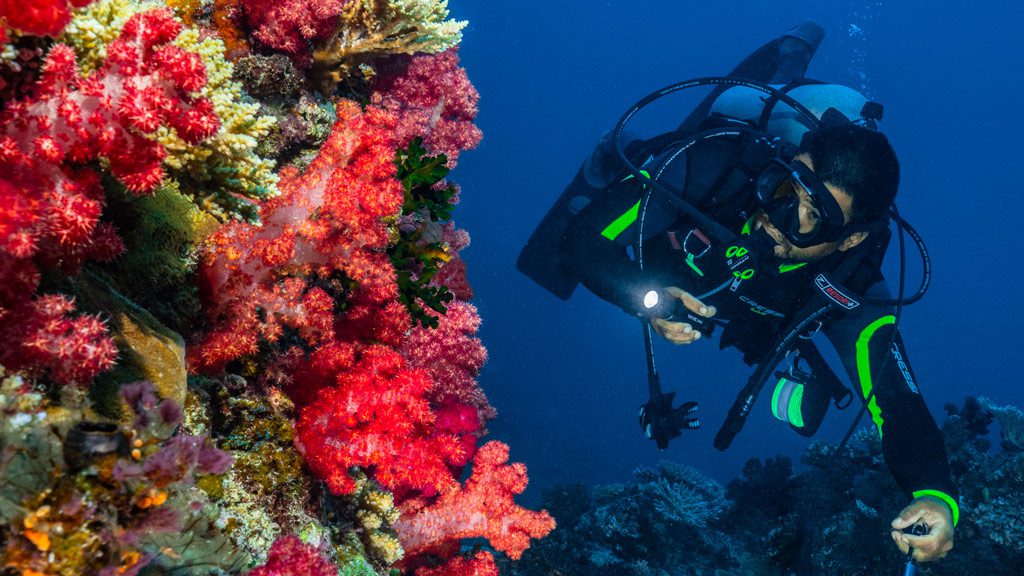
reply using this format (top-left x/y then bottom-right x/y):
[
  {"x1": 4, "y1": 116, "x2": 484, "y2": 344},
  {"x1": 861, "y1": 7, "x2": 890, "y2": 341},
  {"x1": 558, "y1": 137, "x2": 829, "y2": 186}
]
[{"x1": 838, "y1": 231, "x2": 869, "y2": 252}]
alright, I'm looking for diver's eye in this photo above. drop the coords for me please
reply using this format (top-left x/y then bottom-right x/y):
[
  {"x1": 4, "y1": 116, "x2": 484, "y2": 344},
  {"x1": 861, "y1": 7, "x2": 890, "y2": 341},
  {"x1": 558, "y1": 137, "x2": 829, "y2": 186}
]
[
  {"x1": 774, "y1": 180, "x2": 796, "y2": 200},
  {"x1": 792, "y1": 184, "x2": 821, "y2": 223}
]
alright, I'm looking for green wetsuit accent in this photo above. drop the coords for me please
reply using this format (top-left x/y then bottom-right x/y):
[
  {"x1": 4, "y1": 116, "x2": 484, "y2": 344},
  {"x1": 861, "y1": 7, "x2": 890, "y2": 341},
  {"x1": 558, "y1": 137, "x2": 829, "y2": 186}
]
[
  {"x1": 600, "y1": 170, "x2": 650, "y2": 241},
  {"x1": 788, "y1": 385, "x2": 805, "y2": 428},
  {"x1": 912, "y1": 489, "x2": 960, "y2": 526},
  {"x1": 779, "y1": 262, "x2": 808, "y2": 273},
  {"x1": 856, "y1": 315, "x2": 896, "y2": 438},
  {"x1": 601, "y1": 201, "x2": 641, "y2": 241},
  {"x1": 685, "y1": 253, "x2": 705, "y2": 276}
]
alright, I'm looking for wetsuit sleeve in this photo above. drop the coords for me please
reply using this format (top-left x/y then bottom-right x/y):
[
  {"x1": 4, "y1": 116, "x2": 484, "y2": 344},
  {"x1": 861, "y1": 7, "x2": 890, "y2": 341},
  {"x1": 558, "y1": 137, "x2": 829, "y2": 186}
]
[
  {"x1": 562, "y1": 168, "x2": 678, "y2": 317},
  {"x1": 823, "y1": 281, "x2": 960, "y2": 525}
]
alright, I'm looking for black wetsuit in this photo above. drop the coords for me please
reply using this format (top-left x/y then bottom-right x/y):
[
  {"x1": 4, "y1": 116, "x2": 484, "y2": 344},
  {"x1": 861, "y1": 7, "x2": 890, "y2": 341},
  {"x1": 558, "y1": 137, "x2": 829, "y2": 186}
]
[{"x1": 562, "y1": 131, "x2": 960, "y2": 522}]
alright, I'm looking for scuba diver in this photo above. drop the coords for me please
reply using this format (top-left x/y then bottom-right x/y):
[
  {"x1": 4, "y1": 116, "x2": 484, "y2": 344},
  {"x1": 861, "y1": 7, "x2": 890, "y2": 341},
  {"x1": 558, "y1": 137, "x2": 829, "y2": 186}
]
[{"x1": 517, "y1": 21, "x2": 956, "y2": 565}]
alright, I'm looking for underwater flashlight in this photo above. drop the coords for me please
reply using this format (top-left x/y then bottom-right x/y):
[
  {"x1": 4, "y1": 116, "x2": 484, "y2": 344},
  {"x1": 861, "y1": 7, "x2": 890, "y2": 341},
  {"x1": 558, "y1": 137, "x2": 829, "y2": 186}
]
[
  {"x1": 639, "y1": 288, "x2": 716, "y2": 336},
  {"x1": 643, "y1": 290, "x2": 660, "y2": 310}
]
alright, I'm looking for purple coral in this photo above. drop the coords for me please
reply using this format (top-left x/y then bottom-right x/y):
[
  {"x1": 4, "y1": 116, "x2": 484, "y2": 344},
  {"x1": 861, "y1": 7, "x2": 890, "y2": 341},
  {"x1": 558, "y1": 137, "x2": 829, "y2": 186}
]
[{"x1": 371, "y1": 49, "x2": 482, "y2": 167}]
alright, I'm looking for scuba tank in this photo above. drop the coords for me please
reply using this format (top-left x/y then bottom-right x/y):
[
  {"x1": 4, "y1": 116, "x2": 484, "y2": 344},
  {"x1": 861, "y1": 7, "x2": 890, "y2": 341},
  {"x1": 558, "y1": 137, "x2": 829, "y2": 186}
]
[{"x1": 709, "y1": 82, "x2": 882, "y2": 145}]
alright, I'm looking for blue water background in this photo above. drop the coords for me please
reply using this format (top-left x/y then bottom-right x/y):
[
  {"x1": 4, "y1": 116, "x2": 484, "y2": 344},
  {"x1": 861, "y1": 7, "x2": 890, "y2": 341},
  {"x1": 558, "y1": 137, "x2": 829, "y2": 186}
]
[{"x1": 447, "y1": 0, "x2": 1024, "y2": 503}]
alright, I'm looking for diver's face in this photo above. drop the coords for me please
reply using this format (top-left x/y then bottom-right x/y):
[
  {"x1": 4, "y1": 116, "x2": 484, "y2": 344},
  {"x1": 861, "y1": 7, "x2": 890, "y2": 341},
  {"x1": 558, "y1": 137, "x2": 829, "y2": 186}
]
[{"x1": 753, "y1": 154, "x2": 861, "y2": 262}]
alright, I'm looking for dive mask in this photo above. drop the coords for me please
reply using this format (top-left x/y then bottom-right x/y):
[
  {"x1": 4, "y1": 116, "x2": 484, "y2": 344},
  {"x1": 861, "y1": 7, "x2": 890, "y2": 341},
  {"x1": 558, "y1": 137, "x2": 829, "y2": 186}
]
[{"x1": 755, "y1": 158, "x2": 881, "y2": 248}]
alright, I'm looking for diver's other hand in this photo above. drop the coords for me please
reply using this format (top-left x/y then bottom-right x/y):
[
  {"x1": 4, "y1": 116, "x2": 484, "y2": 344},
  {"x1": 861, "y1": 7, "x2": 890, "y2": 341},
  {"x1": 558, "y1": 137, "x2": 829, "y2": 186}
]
[
  {"x1": 890, "y1": 496, "x2": 955, "y2": 562},
  {"x1": 650, "y1": 286, "x2": 716, "y2": 345}
]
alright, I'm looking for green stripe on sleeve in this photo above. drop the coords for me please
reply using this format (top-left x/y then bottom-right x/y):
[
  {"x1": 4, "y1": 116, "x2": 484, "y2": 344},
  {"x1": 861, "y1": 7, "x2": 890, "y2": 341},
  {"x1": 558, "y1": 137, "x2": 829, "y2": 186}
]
[
  {"x1": 855, "y1": 315, "x2": 896, "y2": 438},
  {"x1": 913, "y1": 489, "x2": 960, "y2": 526}
]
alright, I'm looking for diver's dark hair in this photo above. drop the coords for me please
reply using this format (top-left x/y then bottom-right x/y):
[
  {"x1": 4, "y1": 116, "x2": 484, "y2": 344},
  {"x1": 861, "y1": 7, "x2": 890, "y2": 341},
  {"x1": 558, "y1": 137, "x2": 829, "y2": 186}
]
[{"x1": 799, "y1": 124, "x2": 900, "y2": 224}]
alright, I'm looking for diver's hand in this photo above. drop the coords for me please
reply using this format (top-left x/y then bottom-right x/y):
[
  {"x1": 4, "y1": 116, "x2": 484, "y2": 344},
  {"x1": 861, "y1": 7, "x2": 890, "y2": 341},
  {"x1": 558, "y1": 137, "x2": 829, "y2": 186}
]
[
  {"x1": 650, "y1": 286, "x2": 716, "y2": 345},
  {"x1": 890, "y1": 496, "x2": 955, "y2": 562}
]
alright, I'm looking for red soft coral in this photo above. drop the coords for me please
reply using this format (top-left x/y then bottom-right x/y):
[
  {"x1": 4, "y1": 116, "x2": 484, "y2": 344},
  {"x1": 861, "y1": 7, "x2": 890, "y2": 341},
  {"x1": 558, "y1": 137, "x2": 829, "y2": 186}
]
[
  {"x1": 248, "y1": 536, "x2": 337, "y2": 576},
  {"x1": 193, "y1": 100, "x2": 403, "y2": 372},
  {"x1": 371, "y1": 49, "x2": 482, "y2": 167},
  {"x1": 0, "y1": 294, "x2": 117, "y2": 386},
  {"x1": 415, "y1": 551, "x2": 498, "y2": 576},
  {"x1": 0, "y1": 0, "x2": 94, "y2": 38},
  {"x1": 294, "y1": 345, "x2": 470, "y2": 496},
  {"x1": 0, "y1": 10, "x2": 218, "y2": 267},
  {"x1": 393, "y1": 441, "x2": 555, "y2": 560}
]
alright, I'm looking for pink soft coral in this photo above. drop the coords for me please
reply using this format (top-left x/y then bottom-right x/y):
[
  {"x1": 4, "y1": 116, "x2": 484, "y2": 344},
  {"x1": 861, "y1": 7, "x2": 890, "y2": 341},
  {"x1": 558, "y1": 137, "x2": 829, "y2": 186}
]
[
  {"x1": 371, "y1": 49, "x2": 482, "y2": 167},
  {"x1": 401, "y1": 301, "x2": 493, "y2": 420},
  {"x1": 0, "y1": 294, "x2": 117, "y2": 386},
  {"x1": 239, "y1": 0, "x2": 348, "y2": 59},
  {"x1": 431, "y1": 220, "x2": 473, "y2": 301},
  {"x1": 393, "y1": 441, "x2": 555, "y2": 560}
]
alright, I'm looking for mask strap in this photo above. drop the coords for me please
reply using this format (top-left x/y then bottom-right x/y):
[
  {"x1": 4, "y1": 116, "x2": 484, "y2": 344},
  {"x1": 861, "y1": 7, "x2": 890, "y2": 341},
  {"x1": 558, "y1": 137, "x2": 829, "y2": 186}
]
[{"x1": 790, "y1": 160, "x2": 844, "y2": 228}]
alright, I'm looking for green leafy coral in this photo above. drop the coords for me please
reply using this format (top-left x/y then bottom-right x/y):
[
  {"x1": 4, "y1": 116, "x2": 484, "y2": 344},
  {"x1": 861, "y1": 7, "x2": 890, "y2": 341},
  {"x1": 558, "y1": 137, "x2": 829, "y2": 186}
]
[{"x1": 390, "y1": 137, "x2": 458, "y2": 328}]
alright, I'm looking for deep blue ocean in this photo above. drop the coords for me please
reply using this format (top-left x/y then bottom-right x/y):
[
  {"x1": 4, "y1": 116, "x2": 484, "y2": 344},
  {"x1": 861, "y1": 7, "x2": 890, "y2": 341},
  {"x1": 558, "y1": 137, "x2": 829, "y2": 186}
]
[{"x1": 446, "y1": 0, "x2": 1024, "y2": 505}]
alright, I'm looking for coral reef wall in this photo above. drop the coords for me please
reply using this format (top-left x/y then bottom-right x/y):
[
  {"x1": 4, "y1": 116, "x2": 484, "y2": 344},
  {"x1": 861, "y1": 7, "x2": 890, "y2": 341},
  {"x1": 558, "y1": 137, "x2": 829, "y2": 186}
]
[{"x1": 0, "y1": 2, "x2": 553, "y2": 575}]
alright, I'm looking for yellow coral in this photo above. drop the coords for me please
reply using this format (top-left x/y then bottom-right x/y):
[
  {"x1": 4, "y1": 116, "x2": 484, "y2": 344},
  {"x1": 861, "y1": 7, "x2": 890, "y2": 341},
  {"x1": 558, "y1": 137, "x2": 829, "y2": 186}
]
[
  {"x1": 363, "y1": 489, "x2": 394, "y2": 514},
  {"x1": 367, "y1": 531, "x2": 403, "y2": 564},
  {"x1": 348, "y1": 478, "x2": 404, "y2": 564},
  {"x1": 313, "y1": 0, "x2": 466, "y2": 90},
  {"x1": 356, "y1": 509, "x2": 383, "y2": 530},
  {"x1": 150, "y1": 28, "x2": 278, "y2": 221}
]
